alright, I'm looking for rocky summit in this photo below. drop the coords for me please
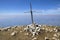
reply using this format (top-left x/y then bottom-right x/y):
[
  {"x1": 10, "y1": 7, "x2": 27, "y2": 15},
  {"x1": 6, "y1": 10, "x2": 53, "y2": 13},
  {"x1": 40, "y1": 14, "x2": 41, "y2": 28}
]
[{"x1": 0, "y1": 24, "x2": 60, "y2": 40}]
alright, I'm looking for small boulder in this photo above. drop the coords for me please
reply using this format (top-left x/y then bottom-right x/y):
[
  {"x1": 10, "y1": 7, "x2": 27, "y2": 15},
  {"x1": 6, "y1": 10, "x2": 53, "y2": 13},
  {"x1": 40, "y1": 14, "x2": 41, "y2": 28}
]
[
  {"x1": 32, "y1": 37, "x2": 37, "y2": 40},
  {"x1": 45, "y1": 37, "x2": 50, "y2": 40},
  {"x1": 20, "y1": 31, "x2": 22, "y2": 33},
  {"x1": 11, "y1": 31, "x2": 18, "y2": 36},
  {"x1": 53, "y1": 34, "x2": 58, "y2": 37}
]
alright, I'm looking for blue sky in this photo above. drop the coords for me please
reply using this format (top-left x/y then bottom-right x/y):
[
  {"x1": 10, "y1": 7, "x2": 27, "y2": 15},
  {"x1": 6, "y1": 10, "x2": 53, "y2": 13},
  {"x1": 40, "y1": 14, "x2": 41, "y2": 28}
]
[
  {"x1": 0, "y1": 0, "x2": 60, "y2": 17},
  {"x1": 0, "y1": 0, "x2": 60, "y2": 26}
]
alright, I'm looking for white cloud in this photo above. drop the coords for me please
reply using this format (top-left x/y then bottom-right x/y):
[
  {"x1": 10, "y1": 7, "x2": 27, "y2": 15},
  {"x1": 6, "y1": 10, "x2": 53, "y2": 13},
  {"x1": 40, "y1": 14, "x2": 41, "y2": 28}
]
[
  {"x1": 0, "y1": 13, "x2": 30, "y2": 19},
  {"x1": 33, "y1": 8, "x2": 60, "y2": 15},
  {"x1": 0, "y1": 8, "x2": 60, "y2": 19}
]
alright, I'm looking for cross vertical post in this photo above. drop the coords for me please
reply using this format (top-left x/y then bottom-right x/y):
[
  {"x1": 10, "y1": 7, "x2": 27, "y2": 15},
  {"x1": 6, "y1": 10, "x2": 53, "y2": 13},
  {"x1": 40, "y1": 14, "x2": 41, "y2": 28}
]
[{"x1": 30, "y1": 2, "x2": 34, "y2": 24}]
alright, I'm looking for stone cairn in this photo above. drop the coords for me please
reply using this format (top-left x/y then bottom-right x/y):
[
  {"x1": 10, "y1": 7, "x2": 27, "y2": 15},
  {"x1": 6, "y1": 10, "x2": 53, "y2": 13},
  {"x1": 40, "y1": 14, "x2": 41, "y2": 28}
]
[{"x1": 24, "y1": 24, "x2": 41, "y2": 37}]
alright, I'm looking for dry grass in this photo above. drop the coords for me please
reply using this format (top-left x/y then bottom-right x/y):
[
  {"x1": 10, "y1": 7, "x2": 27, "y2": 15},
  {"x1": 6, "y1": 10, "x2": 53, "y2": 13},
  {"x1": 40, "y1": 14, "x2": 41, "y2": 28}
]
[{"x1": 0, "y1": 25, "x2": 60, "y2": 40}]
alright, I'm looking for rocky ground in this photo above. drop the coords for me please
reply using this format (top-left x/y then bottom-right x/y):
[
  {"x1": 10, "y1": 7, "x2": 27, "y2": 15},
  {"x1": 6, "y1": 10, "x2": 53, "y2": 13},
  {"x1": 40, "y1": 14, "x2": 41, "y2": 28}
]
[{"x1": 0, "y1": 25, "x2": 60, "y2": 40}]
